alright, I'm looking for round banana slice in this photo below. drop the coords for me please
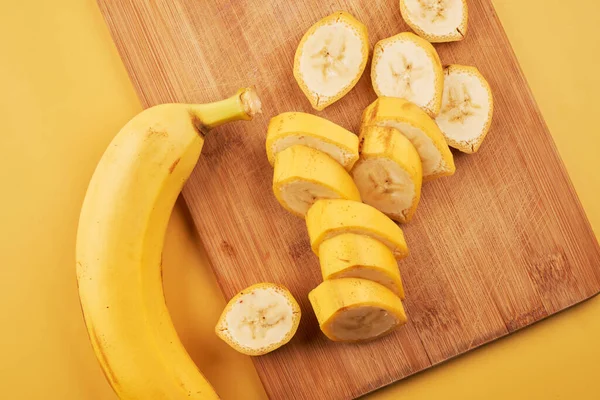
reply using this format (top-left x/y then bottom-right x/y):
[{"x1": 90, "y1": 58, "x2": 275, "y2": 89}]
[
  {"x1": 361, "y1": 96, "x2": 455, "y2": 181},
  {"x1": 352, "y1": 126, "x2": 422, "y2": 223},
  {"x1": 306, "y1": 199, "x2": 409, "y2": 259},
  {"x1": 293, "y1": 11, "x2": 369, "y2": 111},
  {"x1": 273, "y1": 145, "x2": 361, "y2": 217},
  {"x1": 309, "y1": 278, "x2": 407, "y2": 342},
  {"x1": 400, "y1": 0, "x2": 468, "y2": 43},
  {"x1": 215, "y1": 283, "x2": 301, "y2": 356},
  {"x1": 318, "y1": 233, "x2": 405, "y2": 298},
  {"x1": 436, "y1": 64, "x2": 494, "y2": 153},
  {"x1": 266, "y1": 112, "x2": 359, "y2": 171},
  {"x1": 371, "y1": 32, "x2": 443, "y2": 117}
]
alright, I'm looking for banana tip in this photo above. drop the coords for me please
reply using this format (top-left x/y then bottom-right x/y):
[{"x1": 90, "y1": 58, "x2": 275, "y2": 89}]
[{"x1": 240, "y1": 88, "x2": 262, "y2": 117}]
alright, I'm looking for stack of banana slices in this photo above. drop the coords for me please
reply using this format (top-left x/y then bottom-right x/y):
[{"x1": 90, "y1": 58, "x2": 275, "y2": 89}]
[
  {"x1": 277, "y1": 4, "x2": 495, "y2": 343},
  {"x1": 266, "y1": 113, "x2": 409, "y2": 342}
]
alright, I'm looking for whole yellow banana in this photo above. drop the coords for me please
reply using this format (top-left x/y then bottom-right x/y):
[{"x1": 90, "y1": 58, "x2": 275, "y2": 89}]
[{"x1": 76, "y1": 88, "x2": 261, "y2": 399}]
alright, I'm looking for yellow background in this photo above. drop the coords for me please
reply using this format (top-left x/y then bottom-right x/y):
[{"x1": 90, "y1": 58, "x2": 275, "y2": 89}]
[{"x1": 1, "y1": 0, "x2": 599, "y2": 399}]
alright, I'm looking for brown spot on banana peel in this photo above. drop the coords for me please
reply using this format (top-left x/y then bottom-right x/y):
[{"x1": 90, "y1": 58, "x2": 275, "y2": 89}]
[
  {"x1": 189, "y1": 112, "x2": 209, "y2": 138},
  {"x1": 146, "y1": 128, "x2": 168, "y2": 138},
  {"x1": 168, "y1": 158, "x2": 180, "y2": 174}
]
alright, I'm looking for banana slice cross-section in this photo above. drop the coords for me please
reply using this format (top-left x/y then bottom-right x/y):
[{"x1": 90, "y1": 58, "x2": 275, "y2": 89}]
[
  {"x1": 306, "y1": 199, "x2": 409, "y2": 259},
  {"x1": 362, "y1": 97, "x2": 455, "y2": 181},
  {"x1": 273, "y1": 145, "x2": 361, "y2": 217},
  {"x1": 353, "y1": 125, "x2": 422, "y2": 223},
  {"x1": 319, "y1": 233, "x2": 405, "y2": 298},
  {"x1": 371, "y1": 32, "x2": 443, "y2": 117},
  {"x1": 215, "y1": 283, "x2": 301, "y2": 356},
  {"x1": 400, "y1": 0, "x2": 468, "y2": 43},
  {"x1": 266, "y1": 112, "x2": 359, "y2": 171},
  {"x1": 294, "y1": 11, "x2": 369, "y2": 111},
  {"x1": 436, "y1": 64, "x2": 494, "y2": 153},
  {"x1": 309, "y1": 278, "x2": 407, "y2": 342}
]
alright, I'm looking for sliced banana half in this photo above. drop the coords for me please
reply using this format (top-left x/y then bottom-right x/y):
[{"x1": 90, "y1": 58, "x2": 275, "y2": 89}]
[
  {"x1": 362, "y1": 97, "x2": 455, "y2": 181},
  {"x1": 318, "y1": 233, "x2": 405, "y2": 298},
  {"x1": 294, "y1": 11, "x2": 369, "y2": 111},
  {"x1": 400, "y1": 0, "x2": 468, "y2": 43},
  {"x1": 273, "y1": 145, "x2": 361, "y2": 217},
  {"x1": 309, "y1": 278, "x2": 407, "y2": 342},
  {"x1": 436, "y1": 64, "x2": 494, "y2": 153},
  {"x1": 352, "y1": 125, "x2": 422, "y2": 223},
  {"x1": 306, "y1": 199, "x2": 409, "y2": 259},
  {"x1": 371, "y1": 32, "x2": 443, "y2": 117},
  {"x1": 215, "y1": 283, "x2": 301, "y2": 356},
  {"x1": 266, "y1": 112, "x2": 359, "y2": 171}
]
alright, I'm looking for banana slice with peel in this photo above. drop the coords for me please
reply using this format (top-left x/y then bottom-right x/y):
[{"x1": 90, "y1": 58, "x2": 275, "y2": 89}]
[
  {"x1": 306, "y1": 199, "x2": 409, "y2": 259},
  {"x1": 352, "y1": 125, "x2": 422, "y2": 223},
  {"x1": 273, "y1": 145, "x2": 361, "y2": 217},
  {"x1": 400, "y1": 0, "x2": 468, "y2": 43},
  {"x1": 436, "y1": 64, "x2": 494, "y2": 153},
  {"x1": 371, "y1": 32, "x2": 443, "y2": 117},
  {"x1": 266, "y1": 112, "x2": 359, "y2": 171},
  {"x1": 215, "y1": 283, "x2": 301, "y2": 356},
  {"x1": 309, "y1": 278, "x2": 407, "y2": 342},
  {"x1": 319, "y1": 233, "x2": 405, "y2": 298},
  {"x1": 294, "y1": 11, "x2": 369, "y2": 110},
  {"x1": 362, "y1": 97, "x2": 455, "y2": 181}
]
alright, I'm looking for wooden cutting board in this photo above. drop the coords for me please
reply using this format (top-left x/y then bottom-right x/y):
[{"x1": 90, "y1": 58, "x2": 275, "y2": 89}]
[{"x1": 98, "y1": 0, "x2": 600, "y2": 398}]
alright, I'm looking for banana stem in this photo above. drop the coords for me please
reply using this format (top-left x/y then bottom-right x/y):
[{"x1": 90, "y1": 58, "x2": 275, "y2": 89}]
[{"x1": 189, "y1": 88, "x2": 262, "y2": 131}]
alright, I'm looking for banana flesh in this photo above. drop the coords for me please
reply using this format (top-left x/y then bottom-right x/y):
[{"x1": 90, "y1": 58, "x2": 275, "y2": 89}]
[
  {"x1": 436, "y1": 64, "x2": 494, "y2": 153},
  {"x1": 306, "y1": 199, "x2": 409, "y2": 259},
  {"x1": 309, "y1": 278, "x2": 407, "y2": 342},
  {"x1": 294, "y1": 11, "x2": 369, "y2": 110},
  {"x1": 371, "y1": 32, "x2": 443, "y2": 117},
  {"x1": 266, "y1": 112, "x2": 359, "y2": 171},
  {"x1": 353, "y1": 125, "x2": 423, "y2": 223},
  {"x1": 400, "y1": 0, "x2": 468, "y2": 43},
  {"x1": 318, "y1": 233, "x2": 405, "y2": 298},
  {"x1": 215, "y1": 283, "x2": 301, "y2": 356},
  {"x1": 273, "y1": 145, "x2": 361, "y2": 217},
  {"x1": 76, "y1": 88, "x2": 260, "y2": 399},
  {"x1": 362, "y1": 96, "x2": 455, "y2": 181}
]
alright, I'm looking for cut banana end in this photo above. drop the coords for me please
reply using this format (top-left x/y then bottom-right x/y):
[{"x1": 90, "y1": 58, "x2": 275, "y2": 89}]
[
  {"x1": 371, "y1": 32, "x2": 443, "y2": 117},
  {"x1": 215, "y1": 283, "x2": 301, "y2": 356},
  {"x1": 400, "y1": 0, "x2": 468, "y2": 43},
  {"x1": 273, "y1": 145, "x2": 361, "y2": 217},
  {"x1": 362, "y1": 97, "x2": 455, "y2": 181},
  {"x1": 352, "y1": 126, "x2": 422, "y2": 223},
  {"x1": 306, "y1": 199, "x2": 409, "y2": 259},
  {"x1": 266, "y1": 112, "x2": 359, "y2": 171},
  {"x1": 309, "y1": 278, "x2": 407, "y2": 342},
  {"x1": 436, "y1": 65, "x2": 494, "y2": 153},
  {"x1": 319, "y1": 233, "x2": 405, "y2": 298},
  {"x1": 294, "y1": 11, "x2": 369, "y2": 111}
]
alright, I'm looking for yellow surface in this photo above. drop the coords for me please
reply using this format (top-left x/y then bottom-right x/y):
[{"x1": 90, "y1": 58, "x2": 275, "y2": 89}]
[{"x1": 1, "y1": 0, "x2": 598, "y2": 399}]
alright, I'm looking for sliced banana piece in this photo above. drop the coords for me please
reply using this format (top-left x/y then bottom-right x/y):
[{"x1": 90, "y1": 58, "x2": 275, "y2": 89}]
[
  {"x1": 294, "y1": 11, "x2": 369, "y2": 111},
  {"x1": 352, "y1": 125, "x2": 422, "y2": 223},
  {"x1": 309, "y1": 278, "x2": 407, "y2": 342},
  {"x1": 215, "y1": 283, "x2": 301, "y2": 356},
  {"x1": 306, "y1": 199, "x2": 409, "y2": 259},
  {"x1": 319, "y1": 233, "x2": 405, "y2": 298},
  {"x1": 273, "y1": 145, "x2": 361, "y2": 217},
  {"x1": 371, "y1": 32, "x2": 443, "y2": 116},
  {"x1": 400, "y1": 0, "x2": 468, "y2": 43},
  {"x1": 362, "y1": 97, "x2": 455, "y2": 181},
  {"x1": 266, "y1": 112, "x2": 359, "y2": 171},
  {"x1": 436, "y1": 64, "x2": 494, "y2": 153}
]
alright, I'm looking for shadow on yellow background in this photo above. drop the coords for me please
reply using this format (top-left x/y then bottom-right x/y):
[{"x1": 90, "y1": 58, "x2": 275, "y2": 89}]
[{"x1": 1, "y1": 0, "x2": 599, "y2": 399}]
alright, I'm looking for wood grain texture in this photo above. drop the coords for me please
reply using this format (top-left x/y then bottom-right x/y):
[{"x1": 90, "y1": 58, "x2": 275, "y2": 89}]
[{"x1": 97, "y1": 0, "x2": 600, "y2": 398}]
